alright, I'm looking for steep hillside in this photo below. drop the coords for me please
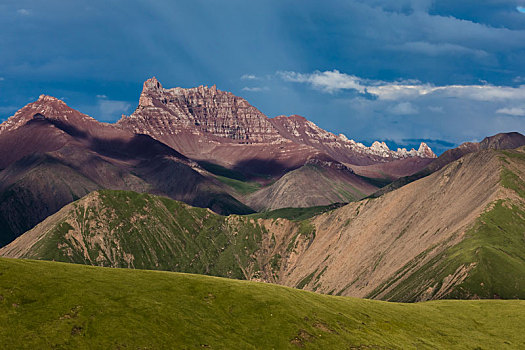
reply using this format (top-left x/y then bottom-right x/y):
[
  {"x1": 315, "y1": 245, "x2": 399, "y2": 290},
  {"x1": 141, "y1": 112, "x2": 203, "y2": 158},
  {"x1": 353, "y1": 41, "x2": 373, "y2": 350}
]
[
  {"x1": 275, "y1": 146, "x2": 525, "y2": 300},
  {"x1": 1, "y1": 258, "x2": 524, "y2": 349},
  {"x1": 0, "y1": 95, "x2": 252, "y2": 246}
]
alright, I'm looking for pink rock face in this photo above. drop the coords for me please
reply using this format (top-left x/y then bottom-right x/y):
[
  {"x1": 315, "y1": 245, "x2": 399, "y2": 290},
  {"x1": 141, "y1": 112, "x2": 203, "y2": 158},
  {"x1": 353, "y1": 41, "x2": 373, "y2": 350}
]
[
  {"x1": 119, "y1": 77, "x2": 284, "y2": 143},
  {"x1": 117, "y1": 77, "x2": 436, "y2": 177}
]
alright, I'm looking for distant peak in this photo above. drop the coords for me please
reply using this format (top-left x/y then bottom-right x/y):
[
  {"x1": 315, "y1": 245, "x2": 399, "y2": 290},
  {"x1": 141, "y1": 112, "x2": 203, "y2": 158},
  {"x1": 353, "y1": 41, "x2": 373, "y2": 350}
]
[
  {"x1": 417, "y1": 142, "x2": 437, "y2": 158},
  {"x1": 480, "y1": 131, "x2": 525, "y2": 150},
  {"x1": 143, "y1": 77, "x2": 163, "y2": 90},
  {"x1": 371, "y1": 141, "x2": 390, "y2": 152}
]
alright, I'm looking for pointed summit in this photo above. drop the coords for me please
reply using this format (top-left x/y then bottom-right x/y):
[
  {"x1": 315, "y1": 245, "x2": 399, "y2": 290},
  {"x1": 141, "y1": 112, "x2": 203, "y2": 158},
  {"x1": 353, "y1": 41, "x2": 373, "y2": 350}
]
[
  {"x1": 138, "y1": 77, "x2": 164, "y2": 108},
  {"x1": 143, "y1": 76, "x2": 163, "y2": 91},
  {"x1": 371, "y1": 141, "x2": 390, "y2": 152},
  {"x1": 417, "y1": 142, "x2": 436, "y2": 158},
  {"x1": 0, "y1": 94, "x2": 96, "y2": 135}
]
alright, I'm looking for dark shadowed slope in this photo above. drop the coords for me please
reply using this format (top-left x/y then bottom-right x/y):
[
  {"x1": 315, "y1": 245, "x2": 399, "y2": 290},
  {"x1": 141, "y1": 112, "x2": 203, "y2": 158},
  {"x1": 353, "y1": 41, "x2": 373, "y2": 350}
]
[{"x1": 0, "y1": 96, "x2": 252, "y2": 246}]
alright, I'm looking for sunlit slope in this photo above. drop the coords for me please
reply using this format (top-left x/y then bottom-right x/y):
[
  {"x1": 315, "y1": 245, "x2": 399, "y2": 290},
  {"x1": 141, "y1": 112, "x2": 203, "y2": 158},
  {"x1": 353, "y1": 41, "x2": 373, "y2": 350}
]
[
  {"x1": 278, "y1": 147, "x2": 525, "y2": 300},
  {"x1": 245, "y1": 163, "x2": 377, "y2": 211},
  {"x1": 1, "y1": 258, "x2": 524, "y2": 349},
  {"x1": 368, "y1": 148, "x2": 525, "y2": 301}
]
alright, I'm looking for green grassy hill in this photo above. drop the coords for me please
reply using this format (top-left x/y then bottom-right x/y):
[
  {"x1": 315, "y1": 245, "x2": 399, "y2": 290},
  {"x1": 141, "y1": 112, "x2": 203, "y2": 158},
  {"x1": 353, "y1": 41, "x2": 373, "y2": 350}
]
[
  {"x1": 248, "y1": 202, "x2": 344, "y2": 221},
  {"x1": 0, "y1": 190, "x2": 268, "y2": 280},
  {"x1": 0, "y1": 258, "x2": 524, "y2": 349}
]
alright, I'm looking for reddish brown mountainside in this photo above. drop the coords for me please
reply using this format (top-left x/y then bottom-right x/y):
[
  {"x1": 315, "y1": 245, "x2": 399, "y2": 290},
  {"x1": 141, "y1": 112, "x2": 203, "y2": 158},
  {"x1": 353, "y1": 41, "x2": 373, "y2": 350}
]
[
  {"x1": 0, "y1": 96, "x2": 252, "y2": 246},
  {"x1": 4, "y1": 146, "x2": 524, "y2": 302}
]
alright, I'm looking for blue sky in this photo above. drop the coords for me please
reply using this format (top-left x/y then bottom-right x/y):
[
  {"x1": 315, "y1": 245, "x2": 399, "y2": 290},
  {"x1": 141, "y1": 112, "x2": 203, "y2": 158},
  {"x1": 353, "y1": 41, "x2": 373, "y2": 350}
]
[{"x1": 1, "y1": 0, "x2": 525, "y2": 154}]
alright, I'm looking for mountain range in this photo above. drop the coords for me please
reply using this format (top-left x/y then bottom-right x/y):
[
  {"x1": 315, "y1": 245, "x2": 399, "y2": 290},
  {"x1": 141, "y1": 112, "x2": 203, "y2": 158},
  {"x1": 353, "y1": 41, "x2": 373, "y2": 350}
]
[
  {"x1": 0, "y1": 78, "x2": 437, "y2": 247},
  {"x1": 1, "y1": 78, "x2": 524, "y2": 303}
]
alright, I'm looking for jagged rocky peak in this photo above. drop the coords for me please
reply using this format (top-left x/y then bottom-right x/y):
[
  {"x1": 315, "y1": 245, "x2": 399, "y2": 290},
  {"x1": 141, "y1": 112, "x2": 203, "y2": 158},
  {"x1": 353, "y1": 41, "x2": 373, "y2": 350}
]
[
  {"x1": 120, "y1": 77, "x2": 283, "y2": 143},
  {"x1": 117, "y1": 78, "x2": 438, "y2": 161},
  {"x1": 418, "y1": 142, "x2": 436, "y2": 158},
  {"x1": 371, "y1": 141, "x2": 390, "y2": 152},
  {"x1": 143, "y1": 76, "x2": 163, "y2": 90},
  {"x1": 270, "y1": 114, "x2": 437, "y2": 159},
  {"x1": 37, "y1": 94, "x2": 67, "y2": 104},
  {"x1": 271, "y1": 114, "x2": 339, "y2": 141}
]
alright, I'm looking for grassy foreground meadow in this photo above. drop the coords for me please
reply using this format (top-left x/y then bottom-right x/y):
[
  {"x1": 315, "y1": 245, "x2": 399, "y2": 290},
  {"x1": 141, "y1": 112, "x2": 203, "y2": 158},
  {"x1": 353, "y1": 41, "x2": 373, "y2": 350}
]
[{"x1": 0, "y1": 258, "x2": 524, "y2": 349}]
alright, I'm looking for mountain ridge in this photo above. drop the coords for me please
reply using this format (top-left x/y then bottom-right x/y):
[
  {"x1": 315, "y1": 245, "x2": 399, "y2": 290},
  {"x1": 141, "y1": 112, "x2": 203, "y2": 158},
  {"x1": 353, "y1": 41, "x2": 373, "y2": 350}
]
[{"x1": 372, "y1": 131, "x2": 525, "y2": 198}]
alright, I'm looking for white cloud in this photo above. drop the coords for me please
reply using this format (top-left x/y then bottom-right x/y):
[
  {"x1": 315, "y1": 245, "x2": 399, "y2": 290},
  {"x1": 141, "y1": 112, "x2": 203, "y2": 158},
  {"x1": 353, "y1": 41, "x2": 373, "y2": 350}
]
[
  {"x1": 280, "y1": 69, "x2": 525, "y2": 101},
  {"x1": 390, "y1": 102, "x2": 418, "y2": 115},
  {"x1": 96, "y1": 94, "x2": 107, "y2": 99},
  {"x1": 0, "y1": 77, "x2": 4, "y2": 81},
  {"x1": 279, "y1": 70, "x2": 365, "y2": 94},
  {"x1": 241, "y1": 74, "x2": 259, "y2": 80},
  {"x1": 496, "y1": 107, "x2": 525, "y2": 117},
  {"x1": 242, "y1": 86, "x2": 268, "y2": 92},
  {"x1": 17, "y1": 9, "x2": 30, "y2": 16}
]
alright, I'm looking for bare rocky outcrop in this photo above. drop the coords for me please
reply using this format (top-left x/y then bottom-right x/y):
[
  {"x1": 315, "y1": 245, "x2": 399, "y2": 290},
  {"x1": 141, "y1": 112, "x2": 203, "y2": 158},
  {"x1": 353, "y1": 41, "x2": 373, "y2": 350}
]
[{"x1": 121, "y1": 77, "x2": 284, "y2": 143}]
